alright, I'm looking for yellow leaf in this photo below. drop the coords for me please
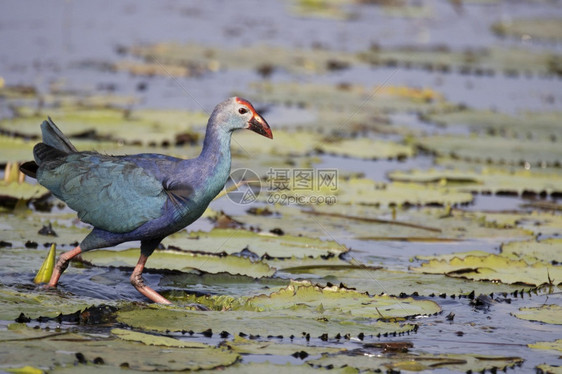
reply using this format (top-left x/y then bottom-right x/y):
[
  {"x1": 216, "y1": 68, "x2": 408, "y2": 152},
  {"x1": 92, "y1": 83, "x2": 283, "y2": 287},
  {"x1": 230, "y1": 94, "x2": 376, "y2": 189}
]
[{"x1": 33, "y1": 244, "x2": 56, "y2": 284}]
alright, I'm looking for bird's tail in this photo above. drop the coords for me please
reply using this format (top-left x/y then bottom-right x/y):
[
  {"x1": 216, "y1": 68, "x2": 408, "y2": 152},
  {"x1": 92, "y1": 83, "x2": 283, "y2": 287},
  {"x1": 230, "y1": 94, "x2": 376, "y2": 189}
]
[
  {"x1": 20, "y1": 118, "x2": 77, "y2": 178},
  {"x1": 40, "y1": 117, "x2": 77, "y2": 153}
]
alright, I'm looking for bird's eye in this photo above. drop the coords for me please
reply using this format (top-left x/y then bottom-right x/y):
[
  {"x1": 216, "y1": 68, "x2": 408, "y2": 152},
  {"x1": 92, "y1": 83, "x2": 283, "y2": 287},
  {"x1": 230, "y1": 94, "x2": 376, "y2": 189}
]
[{"x1": 238, "y1": 107, "x2": 248, "y2": 115}]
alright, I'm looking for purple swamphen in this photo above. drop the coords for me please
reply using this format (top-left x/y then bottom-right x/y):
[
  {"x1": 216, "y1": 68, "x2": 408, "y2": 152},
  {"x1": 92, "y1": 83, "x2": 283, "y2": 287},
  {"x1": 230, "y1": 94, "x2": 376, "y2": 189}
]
[{"x1": 20, "y1": 97, "x2": 272, "y2": 304}]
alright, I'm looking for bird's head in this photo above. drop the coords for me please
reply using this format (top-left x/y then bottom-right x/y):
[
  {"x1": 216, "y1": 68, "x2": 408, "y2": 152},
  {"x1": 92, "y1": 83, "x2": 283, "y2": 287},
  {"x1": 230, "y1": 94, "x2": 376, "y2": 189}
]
[{"x1": 212, "y1": 97, "x2": 273, "y2": 139}]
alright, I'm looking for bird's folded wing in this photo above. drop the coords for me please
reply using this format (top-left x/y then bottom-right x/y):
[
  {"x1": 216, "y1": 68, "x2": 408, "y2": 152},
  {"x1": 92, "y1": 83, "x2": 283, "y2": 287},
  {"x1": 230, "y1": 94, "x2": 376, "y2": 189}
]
[{"x1": 39, "y1": 153, "x2": 168, "y2": 233}]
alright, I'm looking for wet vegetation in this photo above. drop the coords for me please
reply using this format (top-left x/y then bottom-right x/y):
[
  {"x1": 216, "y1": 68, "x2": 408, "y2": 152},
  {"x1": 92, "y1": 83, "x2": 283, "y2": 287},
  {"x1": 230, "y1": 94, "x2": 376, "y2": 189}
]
[{"x1": 0, "y1": 0, "x2": 561, "y2": 373}]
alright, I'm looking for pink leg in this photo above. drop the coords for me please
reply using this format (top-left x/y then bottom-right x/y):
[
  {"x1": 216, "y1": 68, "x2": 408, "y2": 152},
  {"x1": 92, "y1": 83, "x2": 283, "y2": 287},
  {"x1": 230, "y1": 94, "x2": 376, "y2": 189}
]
[
  {"x1": 47, "y1": 246, "x2": 82, "y2": 288},
  {"x1": 130, "y1": 254, "x2": 171, "y2": 304}
]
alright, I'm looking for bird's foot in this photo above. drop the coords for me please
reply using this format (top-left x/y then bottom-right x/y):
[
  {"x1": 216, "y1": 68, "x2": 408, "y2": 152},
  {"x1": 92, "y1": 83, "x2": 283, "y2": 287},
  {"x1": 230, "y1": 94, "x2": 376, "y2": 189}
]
[{"x1": 130, "y1": 272, "x2": 171, "y2": 305}]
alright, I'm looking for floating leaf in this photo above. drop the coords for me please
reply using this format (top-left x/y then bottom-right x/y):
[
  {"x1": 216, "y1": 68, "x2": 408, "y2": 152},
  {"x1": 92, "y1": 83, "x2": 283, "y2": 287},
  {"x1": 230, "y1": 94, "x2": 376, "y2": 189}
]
[
  {"x1": 81, "y1": 248, "x2": 276, "y2": 278},
  {"x1": 111, "y1": 328, "x2": 209, "y2": 348},
  {"x1": 389, "y1": 167, "x2": 562, "y2": 196},
  {"x1": 425, "y1": 109, "x2": 562, "y2": 140},
  {"x1": 117, "y1": 306, "x2": 416, "y2": 338},
  {"x1": 416, "y1": 135, "x2": 562, "y2": 167},
  {"x1": 128, "y1": 42, "x2": 359, "y2": 75},
  {"x1": 309, "y1": 351, "x2": 524, "y2": 372},
  {"x1": 411, "y1": 254, "x2": 562, "y2": 287},
  {"x1": 164, "y1": 228, "x2": 348, "y2": 259},
  {"x1": 493, "y1": 18, "x2": 562, "y2": 41},
  {"x1": 359, "y1": 45, "x2": 561, "y2": 76},
  {"x1": 501, "y1": 238, "x2": 562, "y2": 265},
  {"x1": 528, "y1": 339, "x2": 562, "y2": 353},
  {"x1": 225, "y1": 335, "x2": 344, "y2": 356},
  {"x1": 243, "y1": 281, "x2": 441, "y2": 319},
  {"x1": 1, "y1": 106, "x2": 207, "y2": 146},
  {"x1": 0, "y1": 325, "x2": 239, "y2": 372},
  {"x1": 513, "y1": 304, "x2": 562, "y2": 325}
]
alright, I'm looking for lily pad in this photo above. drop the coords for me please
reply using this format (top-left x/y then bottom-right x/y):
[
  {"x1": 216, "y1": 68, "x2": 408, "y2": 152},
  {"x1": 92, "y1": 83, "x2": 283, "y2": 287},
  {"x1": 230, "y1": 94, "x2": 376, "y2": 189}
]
[
  {"x1": 513, "y1": 304, "x2": 562, "y2": 325},
  {"x1": 200, "y1": 362, "x2": 357, "y2": 374},
  {"x1": 417, "y1": 134, "x2": 562, "y2": 167},
  {"x1": 232, "y1": 130, "x2": 414, "y2": 160},
  {"x1": 1, "y1": 106, "x2": 207, "y2": 146},
  {"x1": 225, "y1": 335, "x2": 345, "y2": 356},
  {"x1": 128, "y1": 42, "x2": 359, "y2": 75},
  {"x1": 237, "y1": 204, "x2": 531, "y2": 242},
  {"x1": 111, "y1": 328, "x2": 209, "y2": 348},
  {"x1": 411, "y1": 254, "x2": 562, "y2": 287},
  {"x1": 247, "y1": 82, "x2": 449, "y2": 115},
  {"x1": 163, "y1": 228, "x2": 348, "y2": 258},
  {"x1": 309, "y1": 351, "x2": 524, "y2": 372},
  {"x1": 425, "y1": 109, "x2": 562, "y2": 140},
  {"x1": 81, "y1": 248, "x2": 276, "y2": 278},
  {"x1": 529, "y1": 339, "x2": 562, "y2": 353},
  {"x1": 117, "y1": 306, "x2": 416, "y2": 338},
  {"x1": 298, "y1": 267, "x2": 528, "y2": 296},
  {"x1": 0, "y1": 325, "x2": 239, "y2": 372},
  {"x1": 243, "y1": 281, "x2": 441, "y2": 319},
  {"x1": 493, "y1": 18, "x2": 562, "y2": 41},
  {"x1": 388, "y1": 167, "x2": 562, "y2": 196},
  {"x1": 501, "y1": 238, "x2": 562, "y2": 265},
  {"x1": 359, "y1": 45, "x2": 562, "y2": 76},
  {"x1": 0, "y1": 181, "x2": 50, "y2": 204}
]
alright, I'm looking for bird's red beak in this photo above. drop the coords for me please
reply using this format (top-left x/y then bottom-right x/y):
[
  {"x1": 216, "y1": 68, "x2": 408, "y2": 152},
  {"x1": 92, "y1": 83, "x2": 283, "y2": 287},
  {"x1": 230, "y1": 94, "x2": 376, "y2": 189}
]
[{"x1": 247, "y1": 113, "x2": 273, "y2": 139}]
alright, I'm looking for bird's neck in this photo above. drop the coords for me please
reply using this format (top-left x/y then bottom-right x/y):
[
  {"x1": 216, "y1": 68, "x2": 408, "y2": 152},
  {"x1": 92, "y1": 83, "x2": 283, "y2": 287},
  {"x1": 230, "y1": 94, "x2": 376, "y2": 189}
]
[{"x1": 198, "y1": 124, "x2": 232, "y2": 189}]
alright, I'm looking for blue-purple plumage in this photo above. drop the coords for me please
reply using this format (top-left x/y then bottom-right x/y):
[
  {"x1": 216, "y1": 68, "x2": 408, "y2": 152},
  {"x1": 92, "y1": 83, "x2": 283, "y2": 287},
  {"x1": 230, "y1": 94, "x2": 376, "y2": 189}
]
[{"x1": 20, "y1": 97, "x2": 272, "y2": 303}]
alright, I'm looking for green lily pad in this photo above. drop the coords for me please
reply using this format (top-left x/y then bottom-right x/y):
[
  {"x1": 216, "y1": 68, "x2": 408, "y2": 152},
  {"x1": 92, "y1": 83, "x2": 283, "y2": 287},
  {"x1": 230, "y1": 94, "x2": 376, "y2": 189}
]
[
  {"x1": 317, "y1": 137, "x2": 414, "y2": 160},
  {"x1": 529, "y1": 339, "x2": 562, "y2": 352},
  {"x1": 2, "y1": 106, "x2": 207, "y2": 146},
  {"x1": 0, "y1": 287, "x2": 100, "y2": 323},
  {"x1": 359, "y1": 45, "x2": 561, "y2": 76},
  {"x1": 411, "y1": 254, "x2": 562, "y2": 287},
  {"x1": 501, "y1": 238, "x2": 562, "y2": 265},
  {"x1": 0, "y1": 210, "x2": 90, "y2": 246},
  {"x1": 225, "y1": 335, "x2": 345, "y2": 356},
  {"x1": 484, "y1": 211, "x2": 562, "y2": 237},
  {"x1": 309, "y1": 267, "x2": 528, "y2": 296},
  {"x1": 425, "y1": 109, "x2": 562, "y2": 140},
  {"x1": 535, "y1": 364, "x2": 562, "y2": 374},
  {"x1": 388, "y1": 167, "x2": 562, "y2": 196},
  {"x1": 0, "y1": 181, "x2": 50, "y2": 203},
  {"x1": 81, "y1": 248, "x2": 276, "y2": 278},
  {"x1": 243, "y1": 281, "x2": 441, "y2": 319},
  {"x1": 200, "y1": 362, "x2": 358, "y2": 374},
  {"x1": 0, "y1": 136, "x2": 37, "y2": 163},
  {"x1": 247, "y1": 82, "x2": 449, "y2": 115},
  {"x1": 309, "y1": 351, "x2": 524, "y2": 372},
  {"x1": 164, "y1": 228, "x2": 348, "y2": 258},
  {"x1": 117, "y1": 306, "x2": 416, "y2": 338},
  {"x1": 232, "y1": 130, "x2": 413, "y2": 160},
  {"x1": 513, "y1": 304, "x2": 562, "y2": 325},
  {"x1": 111, "y1": 328, "x2": 209, "y2": 348},
  {"x1": 0, "y1": 325, "x2": 239, "y2": 372},
  {"x1": 237, "y1": 204, "x2": 531, "y2": 243},
  {"x1": 493, "y1": 18, "x2": 562, "y2": 41},
  {"x1": 417, "y1": 134, "x2": 562, "y2": 167},
  {"x1": 128, "y1": 42, "x2": 359, "y2": 75}
]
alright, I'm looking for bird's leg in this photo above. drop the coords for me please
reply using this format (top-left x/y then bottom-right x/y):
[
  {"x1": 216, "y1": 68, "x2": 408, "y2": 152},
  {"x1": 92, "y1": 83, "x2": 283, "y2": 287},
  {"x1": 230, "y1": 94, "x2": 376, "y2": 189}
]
[
  {"x1": 130, "y1": 254, "x2": 171, "y2": 304},
  {"x1": 47, "y1": 246, "x2": 82, "y2": 288}
]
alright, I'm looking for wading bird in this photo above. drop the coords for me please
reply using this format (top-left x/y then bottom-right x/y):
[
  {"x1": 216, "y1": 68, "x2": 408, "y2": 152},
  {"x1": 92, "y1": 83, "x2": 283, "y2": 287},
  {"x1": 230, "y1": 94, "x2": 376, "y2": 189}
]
[{"x1": 21, "y1": 97, "x2": 272, "y2": 304}]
